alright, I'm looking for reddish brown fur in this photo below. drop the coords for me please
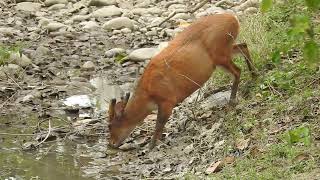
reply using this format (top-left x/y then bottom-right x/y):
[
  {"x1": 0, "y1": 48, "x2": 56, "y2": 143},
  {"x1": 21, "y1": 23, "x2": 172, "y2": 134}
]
[{"x1": 108, "y1": 13, "x2": 257, "y2": 148}]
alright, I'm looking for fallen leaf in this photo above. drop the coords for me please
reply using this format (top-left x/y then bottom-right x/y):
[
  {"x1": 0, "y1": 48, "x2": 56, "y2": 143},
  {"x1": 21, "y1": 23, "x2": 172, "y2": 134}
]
[
  {"x1": 206, "y1": 160, "x2": 223, "y2": 174},
  {"x1": 250, "y1": 145, "x2": 263, "y2": 157},
  {"x1": 223, "y1": 156, "x2": 235, "y2": 165},
  {"x1": 235, "y1": 138, "x2": 250, "y2": 150},
  {"x1": 294, "y1": 153, "x2": 311, "y2": 162}
]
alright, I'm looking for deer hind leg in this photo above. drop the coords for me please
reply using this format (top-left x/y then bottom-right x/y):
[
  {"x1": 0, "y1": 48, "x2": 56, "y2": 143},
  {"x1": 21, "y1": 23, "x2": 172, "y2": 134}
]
[
  {"x1": 233, "y1": 43, "x2": 258, "y2": 78},
  {"x1": 149, "y1": 101, "x2": 174, "y2": 149},
  {"x1": 221, "y1": 59, "x2": 241, "y2": 105}
]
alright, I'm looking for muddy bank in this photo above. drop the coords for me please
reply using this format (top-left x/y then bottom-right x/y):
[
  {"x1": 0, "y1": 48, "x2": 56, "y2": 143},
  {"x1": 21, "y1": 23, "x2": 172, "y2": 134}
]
[{"x1": 0, "y1": 0, "x2": 261, "y2": 179}]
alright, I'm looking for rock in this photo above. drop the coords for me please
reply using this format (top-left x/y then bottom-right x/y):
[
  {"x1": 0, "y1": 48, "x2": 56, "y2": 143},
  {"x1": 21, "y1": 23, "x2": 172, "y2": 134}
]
[
  {"x1": 88, "y1": 0, "x2": 117, "y2": 6},
  {"x1": 0, "y1": 64, "x2": 22, "y2": 79},
  {"x1": 233, "y1": 0, "x2": 260, "y2": 12},
  {"x1": 0, "y1": 27, "x2": 17, "y2": 37},
  {"x1": 10, "y1": 52, "x2": 32, "y2": 67},
  {"x1": 102, "y1": 17, "x2": 134, "y2": 30},
  {"x1": 154, "y1": 42, "x2": 169, "y2": 56},
  {"x1": 71, "y1": 15, "x2": 91, "y2": 22},
  {"x1": 80, "y1": 21, "x2": 99, "y2": 30},
  {"x1": 38, "y1": 17, "x2": 52, "y2": 27},
  {"x1": 127, "y1": 48, "x2": 158, "y2": 61},
  {"x1": 244, "y1": 7, "x2": 258, "y2": 14},
  {"x1": 121, "y1": 28, "x2": 132, "y2": 34},
  {"x1": 173, "y1": 13, "x2": 191, "y2": 20},
  {"x1": 91, "y1": 6, "x2": 122, "y2": 18},
  {"x1": 82, "y1": 61, "x2": 95, "y2": 70},
  {"x1": 44, "y1": 0, "x2": 68, "y2": 7},
  {"x1": 215, "y1": 0, "x2": 234, "y2": 8},
  {"x1": 45, "y1": 22, "x2": 66, "y2": 32},
  {"x1": 35, "y1": 46, "x2": 50, "y2": 57},
  {"x1": 201, "y1": 91, "x2": 231, "y2": 109},
  {"x1": 15, "y1": 2, "x2": 42, "y2": 12},
  {"x1": 105, "y1": 48, "x2": 126, "y2": 58},
  {"x1": 48, "y1": 4, "x2": 66, "y2": 10}
]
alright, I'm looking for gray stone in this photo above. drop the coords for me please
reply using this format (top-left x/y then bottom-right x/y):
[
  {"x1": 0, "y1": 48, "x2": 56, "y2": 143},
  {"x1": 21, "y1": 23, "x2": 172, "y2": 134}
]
[
  {"x1": 201, "y1": 91, "x2": 231, "y2": 109},
  {"x1": 44, "y1": 0, "x2": 68, "y2": 7},
  {"x1": 15, "y1": 2, "x2": 42, "y2": 12},
  {"x1": 71, "y1": 15, "x2": 91, "y2": 22},
  {"x1": 128, "y1": 48, "x2": 158, "y2": 61},
  {"x1": 91, "y1": 6, "x2": 122, "y2": 18},
  {"x1": 35, "y1": 46, "x2": 50, "y2": 57},
  {"x1": 244, "y1": 7, "x2": 258, "y2": 14},
  {"x1": 105, "y1": 48, "x2": 126, "y2": 58},
  {"x1": 103, "y1": 17, "x2": 134, "y2": 30},
  {"x1": 82, "y1": 61, "x2": 95, "y2": 70},
  {"x1": 0, "y1": 27, "x2": 17, "y2": 37},
  {"x1": 88, "y1": 0, "x2": 117, "y2": 6},
  {"x1": 80, "y1": 21, "x2": 99, "y2": 30},
  {"x1": 48, "y1": 4, "x2": 66, "y2": 10},
  {"x1": 45, "y1": 22, "x2": 66, "y2": 32}
]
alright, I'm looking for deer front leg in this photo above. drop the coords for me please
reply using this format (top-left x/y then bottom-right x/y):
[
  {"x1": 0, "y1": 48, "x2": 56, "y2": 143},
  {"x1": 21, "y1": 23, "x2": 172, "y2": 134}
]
[{"x1": 149, "y1": 102, "x2": 174, "y2": 149}]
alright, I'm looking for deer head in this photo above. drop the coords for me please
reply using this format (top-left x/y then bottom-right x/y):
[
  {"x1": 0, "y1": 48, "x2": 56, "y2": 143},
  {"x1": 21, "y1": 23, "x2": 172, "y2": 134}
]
[{"x1": 108, "y1": 92, "x2": 132, "y2": 147}]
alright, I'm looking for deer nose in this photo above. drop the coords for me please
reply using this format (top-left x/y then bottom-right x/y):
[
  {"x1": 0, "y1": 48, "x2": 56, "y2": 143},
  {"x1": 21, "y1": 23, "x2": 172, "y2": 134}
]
[{"x1": 108, "y1": 140, "x2": 121, "y2": 149}]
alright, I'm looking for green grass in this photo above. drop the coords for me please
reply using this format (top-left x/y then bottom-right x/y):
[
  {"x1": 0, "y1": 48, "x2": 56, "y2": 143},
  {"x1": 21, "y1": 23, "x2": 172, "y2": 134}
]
[
  {"x1": 0, "y1": 43, "x2": 22, "y2": 65},
  {"x1": 201, "y1": 0, "x2": 320, "y2": 179}
]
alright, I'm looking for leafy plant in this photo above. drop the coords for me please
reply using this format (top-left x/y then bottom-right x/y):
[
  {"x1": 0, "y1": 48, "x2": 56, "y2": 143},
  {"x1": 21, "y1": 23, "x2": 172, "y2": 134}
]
[
  {"x1": 285, "y1": 125, "x2": 311, "y2": 146},
  {"x1": 260, "y1": 0, "x2": 320, "y2": 64},
  {"x1": 114, "y1": 52, "x2": 128, "y2": 64}
]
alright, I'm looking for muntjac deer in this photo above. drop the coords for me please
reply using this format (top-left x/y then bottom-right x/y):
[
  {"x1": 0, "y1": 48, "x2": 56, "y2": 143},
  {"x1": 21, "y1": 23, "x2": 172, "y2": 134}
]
[{"x1": 108, "y1": 13, "x2": 257, "y2": 149}]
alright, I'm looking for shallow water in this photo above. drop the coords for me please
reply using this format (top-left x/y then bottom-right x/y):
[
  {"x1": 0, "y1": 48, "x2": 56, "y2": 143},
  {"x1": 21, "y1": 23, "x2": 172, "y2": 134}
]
[{"x1": 0, "y1": 115, "x2": 112, "y2": 180}]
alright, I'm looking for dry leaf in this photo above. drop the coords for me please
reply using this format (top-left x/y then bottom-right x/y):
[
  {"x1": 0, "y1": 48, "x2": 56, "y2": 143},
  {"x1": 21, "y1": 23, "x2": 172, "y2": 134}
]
[
  {"x1": 206, "y1": 160, "x2": 223, "y2": 174},
  {"x1": 250, "y1": 145, "x2": 262, "y2": 157},
  {"x1": 235, "y1": 138, "x2": 250, "y2": 150},
  {"x1": 294, "y1": 153, "x2": 310, "y2": 162},
  {"x1": 223, "y1": 156, "x2": 235, "y2": 165}
]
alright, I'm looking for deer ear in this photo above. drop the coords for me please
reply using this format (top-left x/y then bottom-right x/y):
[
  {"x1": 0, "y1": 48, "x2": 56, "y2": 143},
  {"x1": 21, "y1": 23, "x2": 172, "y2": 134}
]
[
  {"x1": 124, "y1": 92, "x2": 130, "y2": 106},
  {"x1": 108, "y1": 98, "x2": 116, "y2": 121}
]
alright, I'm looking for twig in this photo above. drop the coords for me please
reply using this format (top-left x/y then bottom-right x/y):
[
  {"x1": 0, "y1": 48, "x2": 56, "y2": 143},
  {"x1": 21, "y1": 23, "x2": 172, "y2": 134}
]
[
  {"x1": 0, "y1": 132, "x2": 34, "y2": 136},
  {"x1": 35, "y1": 119, "x2": 52, "y2": 147}
]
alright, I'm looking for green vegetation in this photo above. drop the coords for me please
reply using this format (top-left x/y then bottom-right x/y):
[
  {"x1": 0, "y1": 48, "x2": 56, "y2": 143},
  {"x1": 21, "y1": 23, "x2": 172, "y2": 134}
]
[
  {"x1": 207, "y1": 0, "x2": 319, "y2": 179},
  {"x1": 0, "y1": 44, "x2": 22, "y2": 65}
]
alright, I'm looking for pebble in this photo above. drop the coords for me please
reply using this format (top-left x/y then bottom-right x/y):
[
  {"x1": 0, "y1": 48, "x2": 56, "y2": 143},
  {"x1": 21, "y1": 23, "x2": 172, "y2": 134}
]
[{"x1": 102, "y1": 17, "x2": 134, "y2": 30}]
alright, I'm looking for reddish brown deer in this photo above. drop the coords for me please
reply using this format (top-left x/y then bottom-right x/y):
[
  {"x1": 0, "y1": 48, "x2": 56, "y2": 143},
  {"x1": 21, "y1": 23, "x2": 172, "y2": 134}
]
[{"x1": 108, "y1": 13, "x2": 257, "y2": 149}]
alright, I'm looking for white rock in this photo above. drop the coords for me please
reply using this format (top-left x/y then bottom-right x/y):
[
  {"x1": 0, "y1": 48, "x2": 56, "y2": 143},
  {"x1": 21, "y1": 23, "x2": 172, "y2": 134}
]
[
  {"x1": 44, "y1": 0, "x2": 68, "y2": 7},
  {"x1": 154, "y1": 42, "x2": 169, "y2": 56},
  {"x1": 48, "y1": 4, "x2": 66, "y2": 10},
  {"x1": 38, "y1": 17, "x2": 52, "y2": 27},
  {"x1": 91, "y1": 5, "x2": 122, "y2": 18},
  {"x1": 102, "y1": 17, "x2": 134, "y2": 30},
  {"x1": 201, "y1": 91, "x2": 231, "y2": 109},
  {"x1": 172, "y1": 13, "x2": 191, "y2": 20},
  {"x1": 45, "y1": 22, "x2": 66, "y2": 31},
  {"x1": 72, "y1": 14, "x2": 91, "y2": 22},
  {"x1": 121, "y1": 28, "x2": 132, "y2": 33},
  {"x1": 15, "y1": 2, "x2": 42, "y2": 12},
  {"x1": 234, "y1": 0, "x2": 260, "y2": 11},
  {"x1": 128, "y1": 48, "x2": 158, "y2": 61},
  {"x1": 82, "y1": 61, "x2": 95, "y2": 70},
  {"x1": 105, "y1": 48, "x2": 126, "y2": 58},
  {"x1": 63, "y1": 95, "x2": 93, "y2": 108},
  {"x1": 80, "y1": 21, "x2": 99, "y2": 30},
  {"x1": 88, "y1": 0, "x2": 117, "y2": 6},
  {"x1": 244, "y1": 7, "x2": 258, "y2": 14}
]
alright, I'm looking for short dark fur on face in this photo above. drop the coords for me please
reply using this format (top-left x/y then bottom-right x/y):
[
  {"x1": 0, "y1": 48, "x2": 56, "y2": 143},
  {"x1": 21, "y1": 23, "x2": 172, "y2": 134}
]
[{"x1": 108, "y1": 93, "x2": 130, "y2": 147}]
